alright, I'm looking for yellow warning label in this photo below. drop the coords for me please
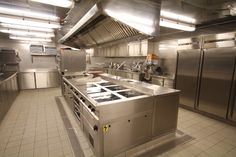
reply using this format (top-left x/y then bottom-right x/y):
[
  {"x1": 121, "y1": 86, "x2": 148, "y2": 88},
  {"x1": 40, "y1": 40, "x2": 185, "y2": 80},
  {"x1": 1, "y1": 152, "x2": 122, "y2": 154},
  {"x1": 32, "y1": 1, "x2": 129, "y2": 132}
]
[{"x1": 103, "y1": 125, "x2": 109, "y2": 133}]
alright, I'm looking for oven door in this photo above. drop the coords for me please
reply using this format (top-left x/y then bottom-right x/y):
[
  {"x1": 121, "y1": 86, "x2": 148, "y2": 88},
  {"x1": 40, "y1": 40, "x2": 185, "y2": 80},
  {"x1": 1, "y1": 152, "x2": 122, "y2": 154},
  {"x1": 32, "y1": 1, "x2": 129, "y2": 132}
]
[{"x1": 82, "y1": 114, "x2": 100, "y2": 156}]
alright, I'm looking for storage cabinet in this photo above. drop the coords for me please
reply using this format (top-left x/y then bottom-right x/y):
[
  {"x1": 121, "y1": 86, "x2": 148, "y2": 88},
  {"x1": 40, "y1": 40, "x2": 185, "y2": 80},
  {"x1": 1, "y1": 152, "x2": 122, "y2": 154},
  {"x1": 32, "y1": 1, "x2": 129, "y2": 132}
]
[
  {"x1": 19, "y1": 72, "x2": 35, "y2": 89},
  {"x1": 36, "y1": 71, "x2": 59, "y2": 89},
  {"x1": 19, "y1": 71, "x2": 59, "y2": 89},
  {"x1": 104, "y1": 113, "x2": 152, "y2": 157}
]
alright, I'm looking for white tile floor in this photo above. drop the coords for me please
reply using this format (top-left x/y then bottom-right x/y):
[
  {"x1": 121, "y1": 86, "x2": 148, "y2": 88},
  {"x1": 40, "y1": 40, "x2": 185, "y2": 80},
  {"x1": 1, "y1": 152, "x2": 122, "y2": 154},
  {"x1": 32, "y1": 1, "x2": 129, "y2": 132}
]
[
  {"x1": 1, "y1": 88, "x2": 236, "y2": 157},
  {"x1": 0, "y1": 89, "x2": 75, "y2": 157}
]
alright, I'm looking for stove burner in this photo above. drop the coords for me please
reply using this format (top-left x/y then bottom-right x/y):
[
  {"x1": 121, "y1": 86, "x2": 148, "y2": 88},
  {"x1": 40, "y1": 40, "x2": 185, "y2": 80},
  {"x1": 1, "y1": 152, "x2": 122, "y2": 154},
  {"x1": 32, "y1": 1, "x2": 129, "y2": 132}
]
[
  {"x1": 117, "y1": 90, "x2": 144, "y2": 98},
  {"x1": 99, "y1": 82, "x2": 116, "y2": 86},
  {"x1": 91, "y1": 94, "x2": 120, "y2": 103},
  {"x1": 105, "y1": 86, "x2": 127, "y2": 91},
  {"x1": 86, "y1": 84, "x2": 97, "y2": 88},
  {"x1": 87, "y1": 87, "x2": 106, "y2": 94}
]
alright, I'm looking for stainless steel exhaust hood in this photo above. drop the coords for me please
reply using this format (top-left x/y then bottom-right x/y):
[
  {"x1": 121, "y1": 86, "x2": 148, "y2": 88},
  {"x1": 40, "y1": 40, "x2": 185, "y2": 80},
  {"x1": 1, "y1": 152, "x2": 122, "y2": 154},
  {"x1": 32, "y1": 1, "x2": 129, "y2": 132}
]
[{"x1": 59, "y1": 0, "x2": 161, "y2": 48}]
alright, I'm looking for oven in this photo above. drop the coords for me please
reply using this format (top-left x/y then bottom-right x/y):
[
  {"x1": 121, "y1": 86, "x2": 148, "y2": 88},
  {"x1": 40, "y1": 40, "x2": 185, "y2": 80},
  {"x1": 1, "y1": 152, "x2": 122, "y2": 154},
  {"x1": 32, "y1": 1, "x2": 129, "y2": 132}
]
[{"x1": 79, "y1": 96, "x2": 101, "y2": 156}]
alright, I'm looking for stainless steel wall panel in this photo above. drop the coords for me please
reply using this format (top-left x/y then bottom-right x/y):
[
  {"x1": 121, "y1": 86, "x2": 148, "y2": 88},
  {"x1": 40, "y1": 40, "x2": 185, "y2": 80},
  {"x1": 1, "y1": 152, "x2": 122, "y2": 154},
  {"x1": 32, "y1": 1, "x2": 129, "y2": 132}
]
[
  {"x1": 198, "y1": 47, "x2": 236, "y2": 118},
  {"x1": 176, "y1": 50, "x2": 201, "y2": 108},
  {"x1": 152, "y1": 94, "x2": 179, "y2": 136},
  {"x1": 60, "y1": 50, "x2": 86, "y2": 73}
]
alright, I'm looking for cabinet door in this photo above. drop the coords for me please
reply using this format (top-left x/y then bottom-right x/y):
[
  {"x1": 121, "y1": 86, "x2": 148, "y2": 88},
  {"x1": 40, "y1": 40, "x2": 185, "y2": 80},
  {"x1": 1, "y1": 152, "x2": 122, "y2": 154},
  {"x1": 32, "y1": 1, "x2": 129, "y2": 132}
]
[
  {"x1": 19, "y1": 73, "x2": 35, "y2": 89},
  {"x1": 47, "y1": 72, "x2": 59, "y2": 88},
  {"x1": 35, "y1": 72, "x2": 48, "y2": 88},
  {"x1": 104, "y1": 113, "x2": 152, "y2": 157}
]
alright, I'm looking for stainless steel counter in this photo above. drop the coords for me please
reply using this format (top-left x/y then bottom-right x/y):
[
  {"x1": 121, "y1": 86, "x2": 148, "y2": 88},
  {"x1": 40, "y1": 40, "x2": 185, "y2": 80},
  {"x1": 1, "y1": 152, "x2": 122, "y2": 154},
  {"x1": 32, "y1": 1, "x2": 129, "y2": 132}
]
[
  {"x1": 0, "y1": 72, "x2": 17, "y2": 83},
  {"x1": 100, "y1": 73, "x2": 179, "y2": 96},
  {"x1": 103, "y1": 68, "x2": 175, "y2": 88},
  {"x1": 0, "y1": 72, "x2": 19, "y2": 123}
]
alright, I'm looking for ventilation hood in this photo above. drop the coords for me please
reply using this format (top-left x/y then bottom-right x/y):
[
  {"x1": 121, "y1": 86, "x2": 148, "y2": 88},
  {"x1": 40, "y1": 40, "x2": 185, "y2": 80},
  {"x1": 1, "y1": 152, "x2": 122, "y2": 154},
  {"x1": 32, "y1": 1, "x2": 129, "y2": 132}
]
[{"x1": 59, "y1": 0, "x2": 161, "y2": 48}]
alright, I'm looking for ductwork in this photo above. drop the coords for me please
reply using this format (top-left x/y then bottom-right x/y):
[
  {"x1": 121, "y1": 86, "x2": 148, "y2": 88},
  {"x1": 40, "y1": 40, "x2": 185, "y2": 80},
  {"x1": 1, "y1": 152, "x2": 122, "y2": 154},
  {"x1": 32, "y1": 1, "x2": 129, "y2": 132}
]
[{"x1": 59, "y1": 0, "x2": 161, "y2": 48}]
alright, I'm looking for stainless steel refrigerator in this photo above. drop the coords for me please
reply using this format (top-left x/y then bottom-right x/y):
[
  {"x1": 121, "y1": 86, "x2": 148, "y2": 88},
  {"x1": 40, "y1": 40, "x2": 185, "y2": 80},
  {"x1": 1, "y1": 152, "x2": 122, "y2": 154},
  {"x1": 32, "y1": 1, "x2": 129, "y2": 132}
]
[
  {"x1": 176, "y1": 49, "x2": 202, "y2": 108},
  {"x1": 197, "y1": 47, "x2": 236, "y2": 118}
]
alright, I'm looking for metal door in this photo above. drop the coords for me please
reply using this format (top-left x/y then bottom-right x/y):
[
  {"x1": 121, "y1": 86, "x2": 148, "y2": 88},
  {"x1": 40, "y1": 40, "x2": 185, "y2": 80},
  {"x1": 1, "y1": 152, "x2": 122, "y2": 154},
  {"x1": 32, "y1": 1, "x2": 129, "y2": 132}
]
[
  {"x1": 176, "y1": 50, "x2": 201, "y2": 108},
  {"x1": 198, "y1": 47, "x2": 236, "y2": 118}
]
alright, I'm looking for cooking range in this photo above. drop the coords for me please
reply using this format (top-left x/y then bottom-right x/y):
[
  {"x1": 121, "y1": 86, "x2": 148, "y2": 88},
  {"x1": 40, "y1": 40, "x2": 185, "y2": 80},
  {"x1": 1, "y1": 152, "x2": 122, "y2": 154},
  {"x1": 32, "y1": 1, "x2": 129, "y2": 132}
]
[{"x1": 63, "y1": 76, "x2": 179, "y2": 157}]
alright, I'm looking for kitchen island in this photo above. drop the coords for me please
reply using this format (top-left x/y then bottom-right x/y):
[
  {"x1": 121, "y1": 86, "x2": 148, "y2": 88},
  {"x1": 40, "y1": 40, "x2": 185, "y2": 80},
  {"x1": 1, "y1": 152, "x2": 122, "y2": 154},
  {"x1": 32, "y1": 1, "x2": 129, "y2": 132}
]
[{"x1": 62, "y1": 73, "x2": 179, "y2": 157}]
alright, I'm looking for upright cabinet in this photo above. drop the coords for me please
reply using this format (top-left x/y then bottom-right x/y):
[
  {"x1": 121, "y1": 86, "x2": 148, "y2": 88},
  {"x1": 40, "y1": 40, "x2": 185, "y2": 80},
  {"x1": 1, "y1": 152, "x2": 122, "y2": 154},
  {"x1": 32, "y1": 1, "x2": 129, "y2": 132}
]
[
  {"x1": 198, "y1": 48, "x2": 236, "y2": 118},
  {"x1": 176, "y1": 50, "x2": 201, "y2": 108}
]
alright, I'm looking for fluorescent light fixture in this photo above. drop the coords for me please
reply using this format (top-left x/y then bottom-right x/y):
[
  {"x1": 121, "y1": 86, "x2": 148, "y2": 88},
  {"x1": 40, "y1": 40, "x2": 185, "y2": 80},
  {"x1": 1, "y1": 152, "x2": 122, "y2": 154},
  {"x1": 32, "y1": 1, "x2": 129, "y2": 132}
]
[
  {"x1": 0, "y1": 6, "x2": 59, "y2": 21},
  {"x1": 0, "y1": 23, "x2": 54, "y2": 32},
  {"x1": 0, "y1": 29, "x2": 55, "y2": 37},
  {"x1": 161, "y1": 10, "x2": 196, "y2": 23},
  {"x1": 0, "y1": 15, "x2": 60, "y2": 29},
  {"x1": 30, "y1": 0, "x2": 73, "y2": 8},
  {"x1": 10, "y1": 35, "x2": 52, "y2": 42},
  {"x1": 160, "y1": 18, "x2": 196, "y2": 32}
]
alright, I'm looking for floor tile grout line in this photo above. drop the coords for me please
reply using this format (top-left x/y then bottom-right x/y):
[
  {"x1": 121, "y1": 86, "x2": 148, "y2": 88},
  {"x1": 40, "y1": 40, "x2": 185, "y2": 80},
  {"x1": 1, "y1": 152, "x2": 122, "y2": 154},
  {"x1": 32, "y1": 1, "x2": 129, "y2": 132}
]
[{"x1": 55, "y1": 96, "x2": 85, "y2": 157}]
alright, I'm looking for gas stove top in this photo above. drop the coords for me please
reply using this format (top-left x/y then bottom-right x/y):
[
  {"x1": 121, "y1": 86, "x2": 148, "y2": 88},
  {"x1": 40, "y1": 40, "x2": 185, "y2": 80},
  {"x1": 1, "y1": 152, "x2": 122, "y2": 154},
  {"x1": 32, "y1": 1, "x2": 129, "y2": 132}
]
[
  {"x1": 98, "y1": 82, "x2": 116, "y2": 86},
  {"x1": 105, "y1": 85, "x2": 127, "y2": 91},
  {"x1": 117, "y1": 90, "x2": 144, "y2": 98},
  {"x1": 89, "y1": 93, "x2": 121, "y2": 103},
  {"x1": 87, "y1": 87, "x2": 106, "y2": 94}
]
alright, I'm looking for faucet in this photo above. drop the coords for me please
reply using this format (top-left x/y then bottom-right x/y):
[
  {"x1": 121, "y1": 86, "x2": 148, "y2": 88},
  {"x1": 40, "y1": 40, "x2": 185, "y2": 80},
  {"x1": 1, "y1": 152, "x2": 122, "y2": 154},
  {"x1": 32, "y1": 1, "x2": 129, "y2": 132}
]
[
  {"x1": 117, "y1": 61, "x2": 126, "y2": 70},
  {"x1": 0, "y1": 64, "x2": 6, "y2": 73}
]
